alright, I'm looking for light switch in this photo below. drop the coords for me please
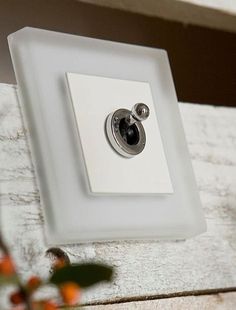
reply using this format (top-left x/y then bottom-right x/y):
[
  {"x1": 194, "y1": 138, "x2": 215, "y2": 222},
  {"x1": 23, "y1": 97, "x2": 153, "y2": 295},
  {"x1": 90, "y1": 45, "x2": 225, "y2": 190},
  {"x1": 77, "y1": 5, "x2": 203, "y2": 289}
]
[
  {"x1": 67, "y1": 73, "x2": 173, "y2": 195},
  {"x1": 8, "y1": 27, "x2": 206, "y2": 244}
]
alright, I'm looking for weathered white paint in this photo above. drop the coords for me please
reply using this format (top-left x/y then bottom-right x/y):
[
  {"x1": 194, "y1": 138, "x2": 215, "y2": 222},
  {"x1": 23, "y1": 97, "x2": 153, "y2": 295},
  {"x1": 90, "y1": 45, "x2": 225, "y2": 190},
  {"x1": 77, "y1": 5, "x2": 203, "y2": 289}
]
[
  {"x1": 82, "y1": 292, "x2": 236, "y2": 309},
  {"x1": 0, "y1": 84, "x2": 236, "y2": 308},
  {"x1": 79, "y1": 0, "x2": 236, "y2": 33}
]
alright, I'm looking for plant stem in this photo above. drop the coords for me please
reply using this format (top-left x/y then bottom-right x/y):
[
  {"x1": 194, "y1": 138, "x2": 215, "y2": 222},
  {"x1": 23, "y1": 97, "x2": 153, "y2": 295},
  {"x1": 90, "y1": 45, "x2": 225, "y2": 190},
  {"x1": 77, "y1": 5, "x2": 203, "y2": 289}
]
[
  {"x1": 0, "y1": 233, "x2": 33, "y2": 309},
  {"x1": 0, "y1": 233, "x2": 9, "y2": 255},
  {"x1": 24, "y1": 292, "x2": 32, "y2": 310}
]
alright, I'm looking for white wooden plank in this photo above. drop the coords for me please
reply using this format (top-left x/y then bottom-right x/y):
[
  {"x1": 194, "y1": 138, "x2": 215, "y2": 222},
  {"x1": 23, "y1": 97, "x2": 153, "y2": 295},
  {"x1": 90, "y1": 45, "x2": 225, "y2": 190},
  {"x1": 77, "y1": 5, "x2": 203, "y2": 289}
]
[
  {"x1": 79, "y1": 0, "x2": 236, "y2": 33},
  {"x1": 82, "y1": 292, "x2": 236, "y2": 309},
  {"x1": 0, "y1": 84, "x2": 236, "y2": 307}
]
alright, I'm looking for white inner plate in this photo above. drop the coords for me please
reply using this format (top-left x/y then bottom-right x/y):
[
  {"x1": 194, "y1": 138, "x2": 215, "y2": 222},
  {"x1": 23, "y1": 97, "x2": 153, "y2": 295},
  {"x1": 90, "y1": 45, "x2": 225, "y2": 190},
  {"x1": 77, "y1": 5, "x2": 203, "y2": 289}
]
[
  {"x1": 8, "y1": 27, "x2": 206, "y2": 244},
  {"x1": 67, "y1": 73, "x2": 173, "y2": 194}
]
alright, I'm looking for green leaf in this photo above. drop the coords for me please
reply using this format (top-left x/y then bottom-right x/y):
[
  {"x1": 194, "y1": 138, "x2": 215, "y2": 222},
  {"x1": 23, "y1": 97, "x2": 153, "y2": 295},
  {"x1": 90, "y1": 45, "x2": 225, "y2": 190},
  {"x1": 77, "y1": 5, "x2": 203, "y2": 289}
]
[
  {"x1": 49, "y1": 263, "x2": 113, "y2": 288},
  {"x1": 0, "y1": 274, "x2": 19, "y2": 286}
]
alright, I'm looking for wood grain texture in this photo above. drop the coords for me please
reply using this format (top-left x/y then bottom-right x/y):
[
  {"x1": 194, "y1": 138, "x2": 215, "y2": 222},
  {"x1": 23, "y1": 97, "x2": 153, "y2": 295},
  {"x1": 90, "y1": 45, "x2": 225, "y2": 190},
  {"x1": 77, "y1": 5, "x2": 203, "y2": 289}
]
[
  {"x1": 82, "y1": 292, "x2": 236, "y2": 309},
  {"x1": 0, "y1": 84, "x2": 236, "y2": 307}
]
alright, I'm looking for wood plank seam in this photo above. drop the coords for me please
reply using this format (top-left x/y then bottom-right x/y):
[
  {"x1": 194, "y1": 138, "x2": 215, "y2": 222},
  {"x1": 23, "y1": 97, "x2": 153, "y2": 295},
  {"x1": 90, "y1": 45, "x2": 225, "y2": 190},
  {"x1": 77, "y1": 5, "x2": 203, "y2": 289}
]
[{"x1": 79, "y1": 287, "x2": 236, "y2": 307}]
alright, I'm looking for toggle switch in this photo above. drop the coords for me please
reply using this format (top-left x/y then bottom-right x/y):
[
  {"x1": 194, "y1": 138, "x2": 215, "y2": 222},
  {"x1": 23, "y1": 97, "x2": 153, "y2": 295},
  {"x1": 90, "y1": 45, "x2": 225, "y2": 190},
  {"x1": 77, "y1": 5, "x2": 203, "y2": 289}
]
[
  {"x1": 8, "y1": 27, "x2": 206, "y2": 243},
  {"x1": 106, "y1": 103, "x2": 150, "y2": 158},
  {"x1": 66, "y1": 73, "x2": 173, "y2": 194}
]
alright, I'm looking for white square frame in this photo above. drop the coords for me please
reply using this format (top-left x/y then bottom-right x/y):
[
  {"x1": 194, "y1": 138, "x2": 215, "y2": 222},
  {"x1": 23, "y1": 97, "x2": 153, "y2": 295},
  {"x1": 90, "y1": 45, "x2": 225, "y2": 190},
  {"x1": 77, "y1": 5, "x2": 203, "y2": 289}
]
[
  {"x1": 8, "y1": 27, "x2": 206, "y2": 244},
  {"x1": 66, "y1": 73, "x2": 173, "y2": 195}
]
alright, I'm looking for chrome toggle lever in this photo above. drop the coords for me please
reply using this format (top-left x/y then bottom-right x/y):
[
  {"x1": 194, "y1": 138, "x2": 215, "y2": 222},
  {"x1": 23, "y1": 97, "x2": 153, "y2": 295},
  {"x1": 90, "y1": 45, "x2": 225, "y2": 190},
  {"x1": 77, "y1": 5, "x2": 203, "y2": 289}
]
[
  {"x1": 106, "y1": 103, "x2": 150, "y2": 158},
  {"x1": 126, "y1": 103, "x2": 150, "y2": 125}
]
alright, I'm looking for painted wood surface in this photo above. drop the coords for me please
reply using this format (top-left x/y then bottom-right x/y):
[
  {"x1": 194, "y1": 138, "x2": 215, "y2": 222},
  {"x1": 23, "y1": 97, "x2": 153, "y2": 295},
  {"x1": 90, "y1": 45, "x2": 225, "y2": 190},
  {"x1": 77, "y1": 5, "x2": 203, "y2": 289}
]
[{"x1": 0, "y1": 84, "x2": 236, "y2": 308}]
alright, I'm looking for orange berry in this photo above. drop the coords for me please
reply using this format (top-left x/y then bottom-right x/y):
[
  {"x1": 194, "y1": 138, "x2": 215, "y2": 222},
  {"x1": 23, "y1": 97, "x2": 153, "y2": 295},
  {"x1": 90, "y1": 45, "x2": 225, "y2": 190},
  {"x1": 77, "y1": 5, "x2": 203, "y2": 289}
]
[
  {"x1": 60, "y1": 282, "x2": 80, "y2": 305},
  {"x1": 0, "y1": 255, "x2": 16, "y2": 275},
  {"x1": 27, "y1": 275, "x2": 41, "y2": 291},
  {"x1": 43, "y1": 300, "x2": 58, "y2": 310},
  {"x1": 53, "y1": 258, "x2": 66, "y2": 270},
  {"x1": 9, "y1": 290, "x2": 24, "y2": 305},
  {"x1": 31, "y1": 300, "x2": 58, "y2": 310}
]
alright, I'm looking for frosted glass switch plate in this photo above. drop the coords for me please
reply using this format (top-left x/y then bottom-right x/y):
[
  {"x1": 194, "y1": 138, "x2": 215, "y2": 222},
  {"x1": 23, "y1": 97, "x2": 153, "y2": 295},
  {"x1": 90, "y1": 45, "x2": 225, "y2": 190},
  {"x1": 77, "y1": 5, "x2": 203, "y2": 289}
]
[
  {"x1": 67, "y1": 73, "x2": 173, "y2": 194},
  {"x1": 8, "y1": 27, "x2": 206, "y2": 244}
]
